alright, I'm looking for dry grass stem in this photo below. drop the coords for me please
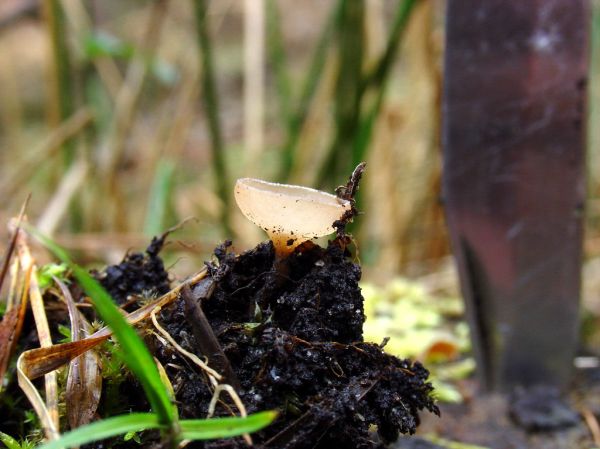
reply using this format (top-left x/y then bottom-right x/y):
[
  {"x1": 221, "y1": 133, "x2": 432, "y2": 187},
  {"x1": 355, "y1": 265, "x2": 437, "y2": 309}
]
[
  {"x1": 0, "y1": 108, "x2": 93, "y2": 199},
  {"x1": 37, "y1": 157, "x2": 88, "y2": 236},
  {"x1": 244, "y1": 0, "x2": 265, "y2": 174},
  {"x1": 17, "y1": 268, "x2": 208, "y2": 381},
  {"x1": 12, "y1": 227, "x2": 60, "y2": 439}
]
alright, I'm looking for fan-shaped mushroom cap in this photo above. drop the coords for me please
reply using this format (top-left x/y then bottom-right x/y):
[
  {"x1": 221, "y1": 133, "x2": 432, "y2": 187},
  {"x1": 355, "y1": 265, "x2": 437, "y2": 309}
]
[{"x1": 234, "y1": 178, "x2": 351, "y2": 256}]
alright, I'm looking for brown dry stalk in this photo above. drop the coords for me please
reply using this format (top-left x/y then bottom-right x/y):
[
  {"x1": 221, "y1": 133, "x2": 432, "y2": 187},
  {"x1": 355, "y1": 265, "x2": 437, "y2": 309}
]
[{"x1": 14, "y1": 227, "x2": 60, "y2": 439}]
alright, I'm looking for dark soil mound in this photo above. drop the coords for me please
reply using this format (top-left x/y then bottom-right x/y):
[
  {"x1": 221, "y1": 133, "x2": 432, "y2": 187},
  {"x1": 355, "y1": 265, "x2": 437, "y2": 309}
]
[
  {"x1": 96, "y1": 235, "x2": 171, "y2": 305},
  {"x1": 150, "y1": 238, "x2": 438, "y2": 449}
]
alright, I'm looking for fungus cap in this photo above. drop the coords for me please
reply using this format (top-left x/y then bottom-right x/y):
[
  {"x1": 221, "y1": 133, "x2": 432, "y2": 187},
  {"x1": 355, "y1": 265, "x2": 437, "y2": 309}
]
[{"x1": 234, "y1": 178, "x2": 351, "y2": 255}]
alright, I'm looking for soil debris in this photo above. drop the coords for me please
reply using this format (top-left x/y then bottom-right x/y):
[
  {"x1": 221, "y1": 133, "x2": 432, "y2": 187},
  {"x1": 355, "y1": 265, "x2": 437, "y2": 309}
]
[
  {"x1": 95, "y1": 235, "x2": 171, "y2": 305},
  {"x1": 153, "y1": 237, "x2": 438, "y2": 448},
  {"x1": 509, "y1": 385, "x2": 579, "y2": 432}
]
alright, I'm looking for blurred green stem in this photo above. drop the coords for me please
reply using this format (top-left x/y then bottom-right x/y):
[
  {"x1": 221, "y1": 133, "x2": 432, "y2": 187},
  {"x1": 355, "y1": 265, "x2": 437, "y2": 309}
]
[
  {"x1": 193, "y1": 0, "x2": 231, "y2": 236},
  {"x1": 317, "y1": 0, "x2": 365, "y2": 189},
  {"x1": 144, "y1": 159, "x2": 176, "y2": 237},
  {"x1": 353, "y1": 0, "x2": 418, "y2": 168},
  {"x1": 317, "y1": 0, "x2": 417, "y2": 194},
  {"x1": 266, "y1": 0, "x2": 292, "y2": 127},
  {"x1": 42, "y1": 0, "x2": 76, "y2": 167},
  {"x1": 277, "y1": 0, "x2": 344, "y2": 182}
]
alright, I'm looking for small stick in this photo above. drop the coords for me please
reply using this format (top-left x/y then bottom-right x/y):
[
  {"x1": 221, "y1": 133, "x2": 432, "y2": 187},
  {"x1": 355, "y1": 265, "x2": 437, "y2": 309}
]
[
  {"x1": 333, "y1": 162, "x2": 366, "y2": 238},
  {"x1": 581, "y1": 406, "x2": 600, "y2": 447},
  {"x1": 335, "y1": 161, "x2": 367, "y2": 202},
  {"x1": 181, "y1": 283, "x2": 241, "y2": 390}
]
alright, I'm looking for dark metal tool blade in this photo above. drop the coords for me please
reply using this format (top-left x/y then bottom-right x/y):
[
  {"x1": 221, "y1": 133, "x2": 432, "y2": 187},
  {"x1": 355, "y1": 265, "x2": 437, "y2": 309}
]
[{"x1": 442, "y1": 0, "x2": 588, "y2": 390}]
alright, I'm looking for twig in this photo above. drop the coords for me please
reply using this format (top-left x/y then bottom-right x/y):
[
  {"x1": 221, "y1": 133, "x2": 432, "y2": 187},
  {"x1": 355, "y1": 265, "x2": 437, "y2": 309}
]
[
  {"x1": 581, "y1": 406, "x2": 600, "y2": 447},
  {"x1": 181, "y1": 282, "x2": 240, "y2": 390},
  {"x1": 20, "y1": 268, "x2": 209, "y2": 381},
  {"x1": 333, "y1": 162, "x2": 366, "y2": 238}
]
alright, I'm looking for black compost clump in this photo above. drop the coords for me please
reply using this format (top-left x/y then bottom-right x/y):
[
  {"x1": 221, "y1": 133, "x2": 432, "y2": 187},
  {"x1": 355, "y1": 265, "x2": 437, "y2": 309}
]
[
  {"x1": 95, "y1": 235, "x2": 171, "y2": 305},
  {"x1": 156, "y1": 238, "x2": 439, "y2": 449}
]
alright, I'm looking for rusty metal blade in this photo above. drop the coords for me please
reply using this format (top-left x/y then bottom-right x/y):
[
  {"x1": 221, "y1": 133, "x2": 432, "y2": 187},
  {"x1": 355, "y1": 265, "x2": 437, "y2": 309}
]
[{"x1": 442, "y1": 0, "x2": 588, "y2": 390}]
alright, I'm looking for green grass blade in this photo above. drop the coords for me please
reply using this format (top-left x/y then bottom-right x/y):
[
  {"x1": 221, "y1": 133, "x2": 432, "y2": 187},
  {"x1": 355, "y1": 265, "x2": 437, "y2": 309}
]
[
  {"x1": 179, "y1": 411, "x2": 277, "y2": 440},
  {"x1": 25, "y1": 226, "x2": 176, "y2": 427},
  {"x1": 36, "y1": 413, "x2": 162, "y2": 449},
  {"x1": 0, "y1": 431, "x2": 23, "y2": 449},
  {"x1": 144, "y1": 158, "x2": 176, "y2": 237}
]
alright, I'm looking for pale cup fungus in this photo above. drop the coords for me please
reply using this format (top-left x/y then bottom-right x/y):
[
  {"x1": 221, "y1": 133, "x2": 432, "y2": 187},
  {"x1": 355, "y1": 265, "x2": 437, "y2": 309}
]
[{"x1": 234, "y1": 178, "x2": 352, "y2": 258}]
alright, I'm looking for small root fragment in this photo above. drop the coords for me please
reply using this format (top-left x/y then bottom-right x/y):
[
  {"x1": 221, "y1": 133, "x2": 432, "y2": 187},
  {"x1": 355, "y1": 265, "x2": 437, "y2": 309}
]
[
  {"x1": 150, "y1": 307, "x2": 222, "y2": 381},
  {"x1": 150, "y1": 306, "x2": 252, "y2": 445}
]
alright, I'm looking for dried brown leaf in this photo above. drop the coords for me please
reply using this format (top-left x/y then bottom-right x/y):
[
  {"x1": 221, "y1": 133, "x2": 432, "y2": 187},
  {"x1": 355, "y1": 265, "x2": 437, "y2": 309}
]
[
  {"x1": 0, "y1": 196, "x2": 29, "y2": 297},
  {"x1": 56, "y1": 278, "x2": 102, "y2": 429},
  {"x1": 0, "y1": 247, "x2": 30, "y2": 388},
  {"x1": 19, "y1": 336, "x2": 109, "y2": 380},
  {"x1": 0, "y1": 309, "x2": 19, "y2": 379},
  {"x1": 17, "y1": 353, "x2": 59, "y2": 440}
]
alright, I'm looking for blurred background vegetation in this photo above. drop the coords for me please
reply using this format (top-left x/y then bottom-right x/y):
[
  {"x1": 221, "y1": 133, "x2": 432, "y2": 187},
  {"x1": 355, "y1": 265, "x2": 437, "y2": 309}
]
[
  {"x1": 0, "y1": 0, "x2": 598, "y2": 292},
  {"x1": 2, "y1": 0, "x2": 600, "y2": 421}
]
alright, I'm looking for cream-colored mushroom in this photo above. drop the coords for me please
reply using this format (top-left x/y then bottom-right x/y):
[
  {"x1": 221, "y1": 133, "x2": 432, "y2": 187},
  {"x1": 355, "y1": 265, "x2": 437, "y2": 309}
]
[{"x1": 234, "y1": 178, "x2": 351, "y2": 257}]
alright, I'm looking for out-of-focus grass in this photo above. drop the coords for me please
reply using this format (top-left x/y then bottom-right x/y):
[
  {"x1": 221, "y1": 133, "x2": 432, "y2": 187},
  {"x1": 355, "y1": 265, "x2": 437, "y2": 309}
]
[{"x1": 0, "y1": 0, "x2": 598, "y2": 278}]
